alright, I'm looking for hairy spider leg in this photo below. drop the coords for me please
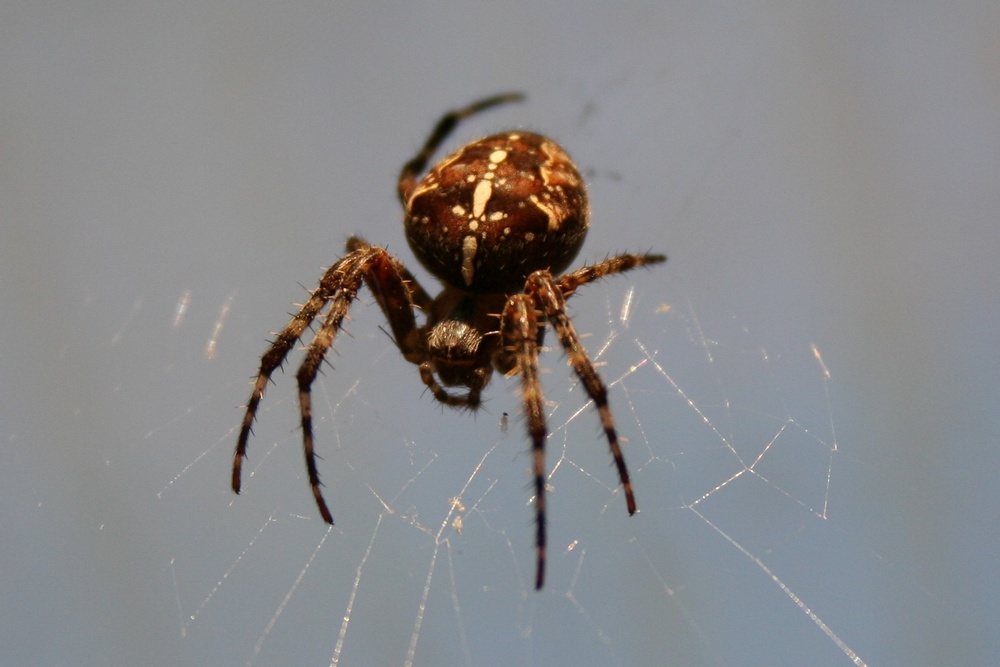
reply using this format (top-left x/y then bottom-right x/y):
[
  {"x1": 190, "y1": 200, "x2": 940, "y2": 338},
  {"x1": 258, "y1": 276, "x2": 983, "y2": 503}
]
[
  {"x1": 347, "y1": 235, "x2": 433, "y2": 311},
  {"x1": 558, "y1": 252, "x2": 667, "y2": 299},
  {"x1": 501, "y1": 293, "x2": 547, "y2": 589},
  {"x1": 231, "y1": 253, "x2": 362, "y2": 497},
  {"x1": 528, "y1": 268, "x2": 639, "y2": 519},
  {"x1": 497, "y1": 251, "x2": 664, "y2": 589},
  {"x1": 344, "y1": 239, "x2": 423, "y2": 359},
  {"x1": 233, "y1": 243, "x2": 423, "y2": 525}
]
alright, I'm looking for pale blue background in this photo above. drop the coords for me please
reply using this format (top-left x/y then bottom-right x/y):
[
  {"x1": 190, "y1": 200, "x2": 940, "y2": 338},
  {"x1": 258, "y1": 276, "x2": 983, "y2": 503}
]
[{"x1": 2, "y1": 3, "x2": 997, "y2": 666}]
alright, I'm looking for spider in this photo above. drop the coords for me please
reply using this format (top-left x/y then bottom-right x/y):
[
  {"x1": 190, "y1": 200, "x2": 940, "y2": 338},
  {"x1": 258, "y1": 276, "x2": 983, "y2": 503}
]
[{"x1": 232, "y1": 93, "x2": 666, "y2": 589}]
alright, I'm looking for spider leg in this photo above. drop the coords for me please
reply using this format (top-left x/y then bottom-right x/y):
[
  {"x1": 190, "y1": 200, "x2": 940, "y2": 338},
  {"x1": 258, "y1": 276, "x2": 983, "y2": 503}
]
[
  {"x1": 232, "y1": 260, "x2": 349, "y2": 495},
  {"x1": 233, "y1": 244, "x2": 417, "y2": 525},
  {"x1": 392, "y1": 263, "x2": 433, "y2": 312},
  {"x1": 397, "y1": 92, "x2": 525, "y2": 203},
  {"x1": 293, "y1": 273, "x2": 367, "y2": 523},
  {"x1": 294, "y1": 246, "x2": 424, "y2": 523},
  {"x1": 557, "y1": 252, "x2": 666, "y2": 299},
  {"x1": 528, "y1": 270, "x2": 638, "y2": 516},
  {"x1": 346, "y1": 237, "x2": 423, "y2": 360},
  {"x1": 501, "y1": 293, "x2": 548, "y2": 589},
  {"x1": 347, "y1": 235, "x2": 433, "y2": 311}
]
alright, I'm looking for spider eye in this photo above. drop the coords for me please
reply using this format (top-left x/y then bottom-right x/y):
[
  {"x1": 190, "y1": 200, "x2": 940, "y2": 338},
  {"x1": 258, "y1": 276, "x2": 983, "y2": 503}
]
[{"x1": 404, "y1": 132, "x2": 589, "y2": 293}]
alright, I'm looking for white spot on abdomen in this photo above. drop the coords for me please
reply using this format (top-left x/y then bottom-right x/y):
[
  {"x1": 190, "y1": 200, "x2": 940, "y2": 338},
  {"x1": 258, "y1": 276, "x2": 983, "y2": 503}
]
[
  {"x1": 529, "y1": 194, "x2": 562, "y2": 231},
  {"x1": 461, "y1": 235, "x2": 478, "y2": 286},
  {"x1": 472, "y1": 179, "x2": 492, "y2": 218}
]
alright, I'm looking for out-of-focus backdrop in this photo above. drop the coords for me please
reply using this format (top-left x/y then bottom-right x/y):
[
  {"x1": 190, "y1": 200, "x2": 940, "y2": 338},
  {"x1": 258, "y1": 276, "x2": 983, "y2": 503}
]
[{"x1": 2, "y1": 4, "x2": 997, "y2": 666}]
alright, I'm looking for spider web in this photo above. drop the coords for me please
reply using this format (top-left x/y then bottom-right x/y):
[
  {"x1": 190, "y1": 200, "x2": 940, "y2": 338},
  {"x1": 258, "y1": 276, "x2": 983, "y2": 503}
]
[{"x1": 153, "y1": 279, "x2": 863, "y2": 666}]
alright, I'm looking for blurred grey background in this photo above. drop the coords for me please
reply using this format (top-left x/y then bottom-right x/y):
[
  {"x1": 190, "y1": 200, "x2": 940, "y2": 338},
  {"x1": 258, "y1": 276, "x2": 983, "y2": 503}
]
[{"x1": 2, "y1": 3, "x2": 998, "y2": 666}]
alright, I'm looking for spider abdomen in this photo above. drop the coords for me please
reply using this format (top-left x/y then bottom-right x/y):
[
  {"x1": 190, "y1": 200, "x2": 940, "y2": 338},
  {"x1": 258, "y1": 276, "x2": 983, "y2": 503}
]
[{"x1": 404, "y1": 132, "x2": 589, "y2": 293}]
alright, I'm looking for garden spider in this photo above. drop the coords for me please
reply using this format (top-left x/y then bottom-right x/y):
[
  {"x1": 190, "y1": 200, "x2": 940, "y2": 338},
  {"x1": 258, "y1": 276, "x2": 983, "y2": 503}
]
[{"x1": 232, "y1": 93, "x2": 666, "y2": 589}]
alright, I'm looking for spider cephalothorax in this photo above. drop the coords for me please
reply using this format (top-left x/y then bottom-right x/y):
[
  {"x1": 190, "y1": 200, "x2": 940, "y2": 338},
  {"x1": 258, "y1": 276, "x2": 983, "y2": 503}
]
[{"x1": 232, "y1": 94, "x2": 665, "y2": 588}]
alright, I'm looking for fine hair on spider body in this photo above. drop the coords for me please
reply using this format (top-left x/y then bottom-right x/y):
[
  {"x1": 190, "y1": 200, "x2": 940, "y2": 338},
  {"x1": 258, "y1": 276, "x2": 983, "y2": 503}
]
[{"x1": 232, "y1": 93, "x2": 666, "y2": 589}]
